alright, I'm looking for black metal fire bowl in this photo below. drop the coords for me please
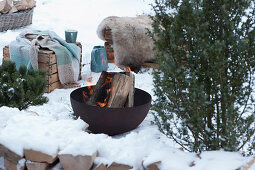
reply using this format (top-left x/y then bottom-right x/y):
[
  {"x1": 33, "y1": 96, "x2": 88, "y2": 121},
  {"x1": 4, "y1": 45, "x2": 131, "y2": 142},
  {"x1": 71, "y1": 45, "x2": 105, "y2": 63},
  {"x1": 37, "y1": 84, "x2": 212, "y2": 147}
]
[{"x1": 70, "y1": 86, "x2": 151, "y2": 136}]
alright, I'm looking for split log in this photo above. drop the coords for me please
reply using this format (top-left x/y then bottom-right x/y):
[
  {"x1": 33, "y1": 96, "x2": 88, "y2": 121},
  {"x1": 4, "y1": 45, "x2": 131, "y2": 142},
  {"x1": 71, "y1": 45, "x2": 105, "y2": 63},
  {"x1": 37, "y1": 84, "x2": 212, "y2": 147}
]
[
  {"x1": 107, "y1": 73, "x2": 132, "y2": 108},
  {"x1": 0, "y1": 144, "x2": 23, "y2": 164},
  {"x1": 125, "y1": 72, "x2": 134, "y2": 107},
  {"x1": 26, "y1": 161, "x2": 49, "y2": 170},
  {"x1": 59, "y1": 151, "x2": 98, "y2": 170},
  {"x1": 87, "y1": 71, "x2": 108, "y2": 106},
  {"x1": 107, "y1": 162, "x2": 133, "y2": 170},
  {"x1": 238, "y1": 156, "x2": 255, "y2": 170},
  {"x1": 0, "y1": 0, "x2": 12, "y2": 14},
  {"x1": 23, "y1": 149, "x2": 58, "y2": 164}
]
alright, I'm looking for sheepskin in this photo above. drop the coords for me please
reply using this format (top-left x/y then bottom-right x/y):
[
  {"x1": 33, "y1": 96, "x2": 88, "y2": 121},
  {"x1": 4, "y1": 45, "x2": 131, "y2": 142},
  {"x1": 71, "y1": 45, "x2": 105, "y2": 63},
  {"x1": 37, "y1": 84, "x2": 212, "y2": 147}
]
[{"x1": 97, "y1": 15, "x2": 155, "y2": 69}]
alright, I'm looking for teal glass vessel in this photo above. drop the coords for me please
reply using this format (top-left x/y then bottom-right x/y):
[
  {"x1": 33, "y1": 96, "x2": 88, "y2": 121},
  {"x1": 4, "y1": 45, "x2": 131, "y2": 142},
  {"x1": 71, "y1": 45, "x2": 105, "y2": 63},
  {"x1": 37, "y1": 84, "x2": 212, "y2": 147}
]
[{"x1": 91, "y1": 46, "x2": 108, "y2": 73}]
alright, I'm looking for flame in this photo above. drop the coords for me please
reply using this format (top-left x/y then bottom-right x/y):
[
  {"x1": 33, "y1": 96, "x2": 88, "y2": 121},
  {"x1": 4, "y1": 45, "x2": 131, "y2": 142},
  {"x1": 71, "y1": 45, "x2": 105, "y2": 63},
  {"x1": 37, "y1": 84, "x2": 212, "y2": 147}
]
[
  {"x1": 82, "y1": 86, "x2": 95, "y2": 104},
  {"x1": 83, "y1": 73, "x2": 115, "y2": 107},
  {"x1": 85, "y1": 76, "x2": 93, "y2": 85},
  {"x1": 82, "y1": 91, "x2": 89, "y2": 103},
  {"x1": 97, "y1": 102, "x2": 107, "y2": 107},
  {"x1": 96, "y1": 75, "x2": 113, "y2": 107},
  {"x1": 124, "y1": 67, "x2": 131, "y2": 72}
]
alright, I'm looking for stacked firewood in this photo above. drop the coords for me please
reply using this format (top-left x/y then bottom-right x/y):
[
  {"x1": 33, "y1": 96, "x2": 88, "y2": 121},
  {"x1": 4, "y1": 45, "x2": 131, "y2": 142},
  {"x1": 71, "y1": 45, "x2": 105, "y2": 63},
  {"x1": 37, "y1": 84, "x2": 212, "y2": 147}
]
[{"x1": 0, "y1": 0, "x2": 36, "y2": 15}]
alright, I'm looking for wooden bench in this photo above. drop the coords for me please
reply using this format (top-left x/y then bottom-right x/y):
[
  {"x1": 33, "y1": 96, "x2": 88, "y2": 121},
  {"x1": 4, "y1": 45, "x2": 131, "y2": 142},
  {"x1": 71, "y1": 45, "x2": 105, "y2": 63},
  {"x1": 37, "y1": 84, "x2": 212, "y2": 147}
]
[{"x1": 3, "y1": 43, "x2": 82, "y2": 93}]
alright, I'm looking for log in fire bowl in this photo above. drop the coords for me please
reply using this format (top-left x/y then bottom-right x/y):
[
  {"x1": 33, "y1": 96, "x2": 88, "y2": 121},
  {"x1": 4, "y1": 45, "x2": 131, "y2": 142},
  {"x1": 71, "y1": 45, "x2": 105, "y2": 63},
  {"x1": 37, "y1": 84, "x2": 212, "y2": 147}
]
[{"x1": 70, "y1": 86, "x2": 151, "y2": 136}]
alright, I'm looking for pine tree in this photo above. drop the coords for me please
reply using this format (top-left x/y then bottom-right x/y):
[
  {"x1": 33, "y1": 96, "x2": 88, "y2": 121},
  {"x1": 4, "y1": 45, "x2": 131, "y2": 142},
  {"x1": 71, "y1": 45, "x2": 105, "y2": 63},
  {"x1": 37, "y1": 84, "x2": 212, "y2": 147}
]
[
  {"x1": 0, "y1": 61, "x2": 48, "y2": 110},
  {"x1": 150, "y1": 0, "x2": 255, "y2": 154}
]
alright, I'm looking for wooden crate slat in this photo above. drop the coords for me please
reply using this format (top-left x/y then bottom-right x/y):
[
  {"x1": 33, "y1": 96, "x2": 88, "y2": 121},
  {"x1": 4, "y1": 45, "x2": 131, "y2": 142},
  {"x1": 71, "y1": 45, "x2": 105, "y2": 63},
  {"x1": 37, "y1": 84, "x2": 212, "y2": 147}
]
[
  {"x1": 38, "y1": 63, "x2": 58, "y2": 75},
  {"x1": 45, "y1": 81, "x2": 62, "y2": 93},
  {"x1": 3, "y1": 46, "x2": 57, "y2": 65},
  {"x1": 38, "y1": 53, "x2": 57, "y2": 64},
  {"x1": 142, "y1": 62, "x2": 159, "y2": 69},
  {"x1": 104, "y1": 42, "x2": 115, "y2": 61},
  {"x1": 76, "y1": 42, "x2": 82, "y2": 80},
  {"x1": 46, "y1": 72, "x2": 59, "y2": 85},
  {"x1": 38, "y1": 48, "x2": 54, "y2": 54},
  {"x1": 104, "y1": 28, "x2": 113, "y2": 42}
]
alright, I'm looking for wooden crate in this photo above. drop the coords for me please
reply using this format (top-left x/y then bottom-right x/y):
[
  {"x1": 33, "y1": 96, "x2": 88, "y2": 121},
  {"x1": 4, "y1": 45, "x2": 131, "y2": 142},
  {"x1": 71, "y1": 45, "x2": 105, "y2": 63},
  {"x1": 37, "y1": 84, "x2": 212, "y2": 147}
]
[
  {"x1": 2, "y1": 43, "x2": 82, "y2": 93},
  {"x1": 104, "y1": 28, "x2": 115, "y2": 63},
  {"x1": 104, "y1": 42, "x2": 115, "y2": 63}
]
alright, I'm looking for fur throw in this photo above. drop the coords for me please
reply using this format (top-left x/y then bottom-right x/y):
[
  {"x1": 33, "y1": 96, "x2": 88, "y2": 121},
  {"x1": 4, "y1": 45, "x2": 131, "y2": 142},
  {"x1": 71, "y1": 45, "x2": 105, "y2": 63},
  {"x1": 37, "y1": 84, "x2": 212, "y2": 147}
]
[{"x1": 97, "y1": 16, "x2": 155, "y2": 69}]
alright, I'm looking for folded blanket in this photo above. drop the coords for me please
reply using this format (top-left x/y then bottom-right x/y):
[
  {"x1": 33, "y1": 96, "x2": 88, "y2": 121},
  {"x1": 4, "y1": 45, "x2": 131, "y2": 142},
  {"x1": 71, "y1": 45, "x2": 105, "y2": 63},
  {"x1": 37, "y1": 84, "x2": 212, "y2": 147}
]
[{"x1": 9, "y1": 30, "x2": 81, "y2": 86}]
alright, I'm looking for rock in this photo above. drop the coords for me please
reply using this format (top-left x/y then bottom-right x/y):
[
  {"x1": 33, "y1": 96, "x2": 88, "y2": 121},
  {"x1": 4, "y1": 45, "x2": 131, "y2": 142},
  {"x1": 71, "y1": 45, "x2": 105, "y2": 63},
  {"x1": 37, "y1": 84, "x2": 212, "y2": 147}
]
[
  {"x1": 107, "y1": 162, "x2": 133, "y2": 170},
  {"x1": 59, "y1": 151, "x2": 98, "y2": 170},
  {"x1": 4, "y1": 157, "x2": 26, "y2": 170},
  {"x1": 0, "y1": 144, "x2": 23, "y2": 164},
  {"x1": 26, "y1": 161, "x2": 49, "y2": 170},
  {"x1": 93, "y1": 163, "x2": 107, "y2": 170},
  {"x1": 24, "y1": 149, "x2": 58, "y2": 164},
  {"x1": 146, "y1": 161, "x2": 161, "y2": 170}
]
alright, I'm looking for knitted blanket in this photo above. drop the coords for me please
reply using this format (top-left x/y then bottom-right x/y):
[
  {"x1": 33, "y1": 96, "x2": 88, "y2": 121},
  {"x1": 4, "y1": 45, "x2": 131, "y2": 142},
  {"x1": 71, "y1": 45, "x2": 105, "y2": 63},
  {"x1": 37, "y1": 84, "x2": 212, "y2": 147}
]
[{"x1": 9, "y1": 30, "x2": 81, "y2": 87}]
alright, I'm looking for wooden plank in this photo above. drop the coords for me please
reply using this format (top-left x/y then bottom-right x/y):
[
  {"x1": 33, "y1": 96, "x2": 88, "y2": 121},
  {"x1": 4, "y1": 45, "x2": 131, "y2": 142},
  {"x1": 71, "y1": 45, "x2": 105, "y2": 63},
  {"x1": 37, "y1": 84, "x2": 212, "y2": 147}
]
[
  {"x1": 104, "y1": 42, "x2": 115, "y2": 61},
  {"x1": 38, "y1": 48, "x2": 54, "y2": 54},
  {"x1": 38, "y1": 63, "x2": 58, "y2": 75},
  {"x1": 104, "y1": 28, "x2": 113, "y2": 42},
  {"x1": 107, "y1": 59, "x2": 115, "y2": 63},
  {"x1": 3, "y1": 46, "x2": 10, "y2": 61},
  {"x1": 46, "y1": 72, "x2": 59, "y2": 85},
  {"x1": 38, "y1": 53, "x2": 57, "y2": 65},
  {"x1": 3, "y1": 46, "x2": 57, "y2": 64},
  {"x1": 45, "y1": 81, "x2": 62, "y2": 93},
  {"x1": 76, "y1": 42, "x2": 82, "y2": 80},
  {"x1": 142, "y1": 62, "x2": 159, "y2": 69}
]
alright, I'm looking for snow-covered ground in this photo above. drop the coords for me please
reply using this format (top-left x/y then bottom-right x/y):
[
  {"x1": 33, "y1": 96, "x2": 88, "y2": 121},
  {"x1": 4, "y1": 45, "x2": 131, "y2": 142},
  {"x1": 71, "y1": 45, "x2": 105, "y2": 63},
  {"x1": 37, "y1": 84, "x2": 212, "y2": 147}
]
[{"x1": 0, "y1": 0, "x2": 254, "y2": 169}]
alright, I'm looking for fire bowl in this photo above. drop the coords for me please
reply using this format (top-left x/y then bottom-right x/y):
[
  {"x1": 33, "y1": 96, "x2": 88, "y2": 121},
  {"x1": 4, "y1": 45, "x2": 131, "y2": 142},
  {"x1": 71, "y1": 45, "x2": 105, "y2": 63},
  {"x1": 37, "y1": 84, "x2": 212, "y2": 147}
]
[{"x1": 70, "y1": 86, "x2": 151, "y2": 136}]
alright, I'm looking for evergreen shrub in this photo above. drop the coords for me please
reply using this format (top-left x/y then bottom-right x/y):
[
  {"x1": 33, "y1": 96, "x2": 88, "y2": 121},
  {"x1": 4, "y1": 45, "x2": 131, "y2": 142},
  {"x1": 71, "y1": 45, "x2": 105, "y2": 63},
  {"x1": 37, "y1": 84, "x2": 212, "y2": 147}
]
[
  {"x1": 0, "y1": 61, "x2": 48, "y2": 110},
  {"x1": 151, "y1": 0, "x2": 255, "y2": 154}
]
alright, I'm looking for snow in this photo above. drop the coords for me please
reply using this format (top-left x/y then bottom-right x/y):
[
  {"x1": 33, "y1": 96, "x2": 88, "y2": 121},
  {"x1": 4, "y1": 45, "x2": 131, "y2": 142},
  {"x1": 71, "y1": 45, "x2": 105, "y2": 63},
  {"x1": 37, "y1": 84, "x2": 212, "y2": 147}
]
[
  {"x1": 0, "y1": 0, "x2": 254, "y2": 169},
  {"x1": 190, "y1": 151, "x2": 250, "y2": 170}
]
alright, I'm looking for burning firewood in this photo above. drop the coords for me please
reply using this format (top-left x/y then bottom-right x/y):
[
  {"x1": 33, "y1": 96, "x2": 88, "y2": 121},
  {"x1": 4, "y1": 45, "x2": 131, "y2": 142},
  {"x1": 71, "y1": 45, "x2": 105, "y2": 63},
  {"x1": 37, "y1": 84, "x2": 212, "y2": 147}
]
[
  {"x1": 124, "y1": 71, "x2": 134, "y2": 107},
  {"x1": 107, "y1": 73, "x2": 132, "y2": 108},
  {"x1": 87, "y1": 71, "x2": 109, "y2": 106},
  {"x1": 83, "y1": 70, "x2": 135, "y2": 108}
]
